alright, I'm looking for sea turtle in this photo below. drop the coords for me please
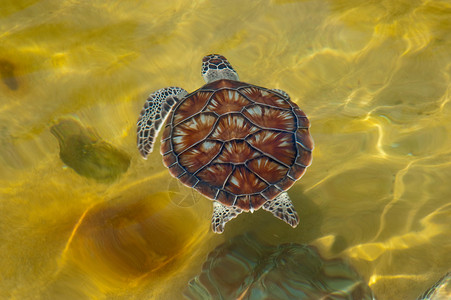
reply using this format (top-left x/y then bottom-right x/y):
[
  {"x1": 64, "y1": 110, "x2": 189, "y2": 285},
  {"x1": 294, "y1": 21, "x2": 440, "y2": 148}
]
[{"x1": 137, "y1": 54, "x2": 313, "y2": 234}]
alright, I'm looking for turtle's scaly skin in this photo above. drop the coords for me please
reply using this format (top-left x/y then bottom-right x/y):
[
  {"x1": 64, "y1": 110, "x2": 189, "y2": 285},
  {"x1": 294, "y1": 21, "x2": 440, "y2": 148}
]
[{"x1": 161, "y1": 79, "x2": 313, "y2": 211}]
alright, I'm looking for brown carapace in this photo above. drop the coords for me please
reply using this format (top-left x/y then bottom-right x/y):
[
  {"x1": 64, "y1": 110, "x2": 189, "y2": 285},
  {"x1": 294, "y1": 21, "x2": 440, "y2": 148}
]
[{"x1": 160, "y1": 79, "x2": 313, "y2": 211}]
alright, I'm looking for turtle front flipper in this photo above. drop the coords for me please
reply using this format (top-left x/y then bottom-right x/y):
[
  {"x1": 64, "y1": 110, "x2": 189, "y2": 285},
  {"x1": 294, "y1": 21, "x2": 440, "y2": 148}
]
[
  {"x1": 272, "y1": 88, "x2": 289, "y2": 99},
  {"x1": 137, "y1": 87, "x2": 187, "y2": 158},
  {"x1": 211, "y1": 201, "x2": 243, "y2": 234},
  {"x1": 262, "y1": 192, "x2": 299, "y2": 228}
]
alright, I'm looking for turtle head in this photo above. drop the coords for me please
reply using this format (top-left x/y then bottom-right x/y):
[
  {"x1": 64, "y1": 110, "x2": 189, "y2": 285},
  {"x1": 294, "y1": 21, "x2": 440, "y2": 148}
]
[{"x1": 202, "y1": 54, "x2": 239, "y2": 83}]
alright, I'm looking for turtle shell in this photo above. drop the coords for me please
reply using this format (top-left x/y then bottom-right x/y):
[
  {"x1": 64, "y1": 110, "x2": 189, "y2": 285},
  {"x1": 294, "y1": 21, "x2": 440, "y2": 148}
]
[{"x1": 160, "y1": 79, "x2": 313, "y2": 211}]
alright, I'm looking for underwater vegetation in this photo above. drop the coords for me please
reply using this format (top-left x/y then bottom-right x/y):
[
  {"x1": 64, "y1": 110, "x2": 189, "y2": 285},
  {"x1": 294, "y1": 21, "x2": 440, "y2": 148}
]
[
  {"x1": 50, "y1": 118, "x2": 130, "y2": 182},
  {"x1": 185, "y1": 234, "x2": 375, "y2": 300}
]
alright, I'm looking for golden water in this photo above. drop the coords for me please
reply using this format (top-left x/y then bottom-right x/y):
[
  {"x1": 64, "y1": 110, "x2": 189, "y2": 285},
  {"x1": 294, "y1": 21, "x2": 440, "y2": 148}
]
[{"x1": 1, "y1": 0, "x2": 451, "y2": 299}]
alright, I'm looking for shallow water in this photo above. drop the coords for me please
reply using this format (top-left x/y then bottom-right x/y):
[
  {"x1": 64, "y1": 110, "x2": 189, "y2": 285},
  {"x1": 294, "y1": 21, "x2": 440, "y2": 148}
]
[{"x1": 1, "y1": 0, "x2": 451, "y2": 299}]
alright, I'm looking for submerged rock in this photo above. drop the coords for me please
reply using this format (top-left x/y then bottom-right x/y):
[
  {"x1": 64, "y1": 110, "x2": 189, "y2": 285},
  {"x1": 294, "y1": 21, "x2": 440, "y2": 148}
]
[
  {"x1": 0, "y1": 59, "x2": 18, "y2": 90},
  {"x1": 50, "y1": 118, "x2": 130, "y2": 182},
  {"x1": 185, "y1": 234, "x2": 375, "y2": 300}
]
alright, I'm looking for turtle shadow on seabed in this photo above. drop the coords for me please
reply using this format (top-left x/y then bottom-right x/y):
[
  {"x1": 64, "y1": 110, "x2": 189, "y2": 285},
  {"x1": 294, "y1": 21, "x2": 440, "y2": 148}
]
[
  {"x1": 41, "y1": 188, "x2": 207, "y2": 299},
  {"x1": 220, "y1": 184, "x2": 324, "y2": 245},
  {"x1": 184, "y1": 233, "x2": 376, "y2": 300}
]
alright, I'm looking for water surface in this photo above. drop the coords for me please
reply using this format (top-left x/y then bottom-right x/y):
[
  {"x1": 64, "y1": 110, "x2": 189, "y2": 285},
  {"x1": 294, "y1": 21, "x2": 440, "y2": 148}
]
[{"x1": 1, "y1": 0, "x2": 451, "y2": 299}]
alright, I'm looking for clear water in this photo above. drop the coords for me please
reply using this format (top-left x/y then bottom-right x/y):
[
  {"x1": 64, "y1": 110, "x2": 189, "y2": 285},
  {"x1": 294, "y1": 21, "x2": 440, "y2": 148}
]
[{"x1": 1, "y1": 0, "x2": 450, "y2": 299}]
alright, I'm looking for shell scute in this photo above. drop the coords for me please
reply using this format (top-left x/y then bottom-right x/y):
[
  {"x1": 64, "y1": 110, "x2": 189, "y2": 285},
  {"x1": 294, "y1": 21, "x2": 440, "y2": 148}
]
[
  {"x1": 179, "y1": 172, "x2": 199, "y2": 187},
  {"x1": 178, "y1": 140, "x2": 222, "y2": 173},
  {"x1": 296, "y1": 128, "x2": 314, "y2": 151},
  {"x1": 216, "y1": 190, "x2": 236, "y2": 206},
  {"x1": 243, "y1": 105, "x2": 295, "y2": 131},
  {"x1": 293, "y1": 107, "x2": 311, "y2": 129},
  {"x1": 162, "y1": 152, "x2": 177, "y2": 166},
  {"x1": 204, "y1": 89, "x2": 251, "y2": 115},
  {"x1": 295, "y1": 144, "x2": 313, "y2": 167},
  {"x1": 224, "y1": 166, "x2": 267, "y2": 195},
  {"x1": 202, "y1": 79, "x2": 247, "y2": 90},
  {"x1": 168, "y1": 163, "x2": 185, "y2": 178},
  {"x1": 213, "y1": 141, "x2": 259, "y2": 164},
  {"x1": 239, "y1": 86, "x2": 291, "y2": 109},
  {"x1": 234, "y1": 195, "x2": 250, "y2": 210},
  {"x1": 161, "y1": 125, "x2": 172, "y2": 141},
  {"x1": 209, "y1": 114, "x2": 258, "y2": 141},
  {"x1": 261, "y1": 185, "x2": 282, "y2": 201},
  {"x1": 276, "y1": 176, "x2": 296, "y2": 191},
  {"x1": 288, "y1": 164, "x2": 307, "y2": 181},
  {"x1": 196, "y1": 164, "x2": 234, "y2": 187},
  {"x1": 160, "y1": 138, "x2": 172, "y2": 155},
  {"x1": 246, "y1": 131, "x2": 296, "y2": 166},
  {"x1": 173, "y1": 91, "x2": 211, "y2": 124},
  {"x1": 195, "y1": 181, "x2": 219, "y2": 199},
  {"x1": 246, "y1": 157, "x2": 288, "y2": 184},
  {"x1": 250, "y1": 194, "x2": 267, "y2": 210},
  {"x1": 172, "y1": 113, "x2": 216, "y2": 153},
  {"x1": 233, "y1": 194, "x2": 267, "y2": 210},
  {"x1": 297, "y1": 116, "x2": 310, "y2": 129}
]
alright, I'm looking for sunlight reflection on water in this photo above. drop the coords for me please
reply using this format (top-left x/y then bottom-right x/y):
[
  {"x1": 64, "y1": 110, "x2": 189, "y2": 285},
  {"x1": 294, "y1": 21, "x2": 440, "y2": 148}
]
[{"x1": 1, "y1": 0, "x2": 451, "y2": 299}]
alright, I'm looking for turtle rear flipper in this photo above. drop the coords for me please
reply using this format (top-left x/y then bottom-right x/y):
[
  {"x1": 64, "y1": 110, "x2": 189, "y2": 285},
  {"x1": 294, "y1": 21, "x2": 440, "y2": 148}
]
[
  {"x1": 211, "y1": 201, "x2": 243, "y2": 234},
  {"x1": 262, "y1": 192, "x2": 299, "y2": 228},
  {"x1": 137, "y1": 87, "x2": 187, "y2": 158}
]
